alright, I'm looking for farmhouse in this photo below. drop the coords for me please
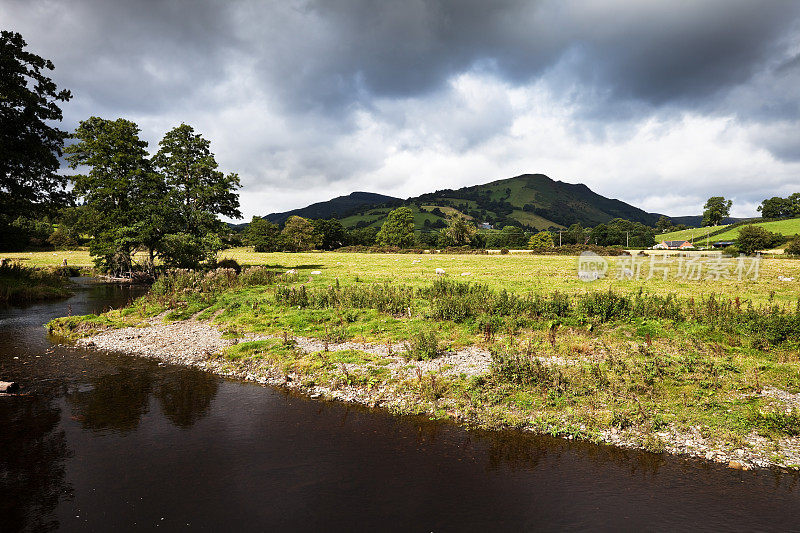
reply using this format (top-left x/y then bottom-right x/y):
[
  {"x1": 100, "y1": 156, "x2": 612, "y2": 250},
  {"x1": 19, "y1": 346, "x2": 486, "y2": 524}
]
[{"x1": 654, "y1": 240, "x2": 695, "y2": 250}]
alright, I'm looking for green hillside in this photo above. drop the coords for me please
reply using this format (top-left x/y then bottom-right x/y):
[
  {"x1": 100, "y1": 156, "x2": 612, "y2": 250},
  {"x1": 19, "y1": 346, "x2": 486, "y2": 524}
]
[
  {"x1": 337, "y1": 174, "x2": 660, "y2": 231},
  {"x1": 711, "y1": 218, "x2": 800, "y2": 243},
  {"x1": 658, "y1": 224, "x2": 730, "y2": 243}
]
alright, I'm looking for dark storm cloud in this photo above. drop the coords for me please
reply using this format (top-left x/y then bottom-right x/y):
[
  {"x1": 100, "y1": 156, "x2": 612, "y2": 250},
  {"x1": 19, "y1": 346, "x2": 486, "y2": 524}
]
[
  {"x1": 3, "y1": 0, "x2": 240, "y2": 115},
  {"x1": 8, "y1": 0, "x2": 799, "y2": 121},
  {"x1": 240, "y1": 0, "x2": 800, "y2": 114},
  {"x1": 4, "y1": 0, "x2": 800, "y2": 217}
]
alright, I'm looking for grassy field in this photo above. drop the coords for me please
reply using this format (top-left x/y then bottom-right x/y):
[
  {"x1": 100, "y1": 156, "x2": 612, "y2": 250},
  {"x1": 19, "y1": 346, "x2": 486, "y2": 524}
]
[
  {"x1": 216, "y1": 248, "x2": 800, "y2": 306},
  {"x1": 659, "y1": 217, "x2": 800, "y2": 246},
  {"x1": 6, "y1": 247, "x2": 800, "y2": 305}
]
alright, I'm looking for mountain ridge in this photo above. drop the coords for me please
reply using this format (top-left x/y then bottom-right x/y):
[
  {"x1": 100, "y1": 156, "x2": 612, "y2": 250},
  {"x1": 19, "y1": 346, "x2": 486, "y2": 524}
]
[{"x1": 261, "y1": 174, "x2": 719, "y2": 230}]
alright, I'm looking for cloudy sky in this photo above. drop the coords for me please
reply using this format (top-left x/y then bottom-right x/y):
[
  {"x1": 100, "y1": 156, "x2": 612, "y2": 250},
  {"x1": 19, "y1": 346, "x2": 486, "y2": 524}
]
[{"x1": 4, "y1": 0, "x2": 800, "y2": 220}]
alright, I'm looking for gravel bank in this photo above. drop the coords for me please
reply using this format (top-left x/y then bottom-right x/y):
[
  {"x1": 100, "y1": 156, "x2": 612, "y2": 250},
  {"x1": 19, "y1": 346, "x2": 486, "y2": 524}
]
[{"x1": 75, "y1": 316, "x2": 800, "y2": 472}]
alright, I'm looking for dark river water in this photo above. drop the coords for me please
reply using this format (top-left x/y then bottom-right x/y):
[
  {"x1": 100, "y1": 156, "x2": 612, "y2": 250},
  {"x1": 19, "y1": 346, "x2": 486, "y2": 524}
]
[{"x1": 2, "y1": 279, "x2": 800, "y2": 531}]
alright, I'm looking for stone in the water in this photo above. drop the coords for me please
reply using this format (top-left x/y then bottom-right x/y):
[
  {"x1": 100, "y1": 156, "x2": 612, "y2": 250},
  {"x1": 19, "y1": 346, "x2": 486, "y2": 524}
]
[
  {"x1": 0, "y1": 381, "x2": 20, "y2": 394},
  {"x1": 728, "y1": 460, "x2": 749, "y2": 470}
]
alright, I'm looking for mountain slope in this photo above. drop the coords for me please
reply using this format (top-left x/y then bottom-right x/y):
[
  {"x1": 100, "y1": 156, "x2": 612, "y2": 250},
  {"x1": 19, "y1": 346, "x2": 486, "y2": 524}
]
[
  {"x1": 264, "y1": 192, "x2": 401, "y2": 225},
  {"x1": 405, "y1": 173, "x2": 660, "y2": 230}
]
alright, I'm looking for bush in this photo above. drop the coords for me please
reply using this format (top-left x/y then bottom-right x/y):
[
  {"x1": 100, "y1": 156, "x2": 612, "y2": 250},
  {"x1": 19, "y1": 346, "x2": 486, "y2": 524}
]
[
  {"x1": 785, "y1": 238, "x2": 800, "y2": 256},
  {"x1": 736, "y1": 225, "x2": 784, "y2": 255},
  {"x1": 500, "y1": 248, "x2": 510, "y2": 255},
  {"x1": 722, "y1": 245, "x2": 740, "y2": 256},
  {"x1": 405, "y1": 329, "x2": 441, "y2": 360},
  {"x1": 528, "y1": 231, "x2": 555, "y2": 251},
  {"x1": 215, "y1": 258, "x2": 241, "y2": 273}
]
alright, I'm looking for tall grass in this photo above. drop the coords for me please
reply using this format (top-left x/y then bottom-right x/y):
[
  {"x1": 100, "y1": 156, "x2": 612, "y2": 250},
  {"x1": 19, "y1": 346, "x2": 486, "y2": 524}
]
[
  {"x1": 0, "y1": 260, "x2": 72, "y2": 303},
  {"x1": 272, "y1": 278, "x2": 800, "y2": 346}
]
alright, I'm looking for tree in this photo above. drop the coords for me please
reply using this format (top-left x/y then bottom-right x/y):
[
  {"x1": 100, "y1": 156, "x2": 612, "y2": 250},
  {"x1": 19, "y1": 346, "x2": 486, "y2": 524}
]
[
  {"x1": 528, "y1": 231, "x2": 555, "y2": 251},
  {"x1": 702, "y1": 197, "x2": 732, "y2": 227},
  {"x1": 736, "y1": 225, "x2": 783, "y2": 255},
  {"x1": 785, "y1": 237, "x2": 800, "y2": 256},
  {"x1": 312, "y1": 219, "x2": 346, "y2": 250},
  {"x1": 346, "y1": 226, "x2": 379, "y2": 246},
  {"x1": 66, "y1": 117, "x2": 164, "y2": 273},
  {"x1": 376, "y1": 207, "x2": 416, "y2": 247},
  {"x1": 152, "y1": 124, "x2": 241, "y2": 267},
  {"x1": 281, "y1": 216, "x2": 320, "y2": 251},
  {"x1": 655, "y1": 216, "x2": 673, "y2": 233},
  {"x1": 564, "y1": 223, "x2": 586, "y2": 245},
  {"x1": 244, "y1": 216, "x2": 281, "y2": 252},
  {"x1": 1, "y1": 31, "x2": 72, "y2": 249},
  {"x1": 589, "y1": 218, "x2": 655, "y2": 248},
  {"x1": 758, "y1": 193, "x2": 800, "y2": 219},
  {"x1": 438, "y1": 214, "x2": 477, "y2": 247}
]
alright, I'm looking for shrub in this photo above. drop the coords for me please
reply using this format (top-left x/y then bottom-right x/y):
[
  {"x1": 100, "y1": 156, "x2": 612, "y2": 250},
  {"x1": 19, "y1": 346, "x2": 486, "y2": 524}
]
[
  {"x1": 215, "y1": 258, "x2": 241, "y2": 273},
  {"x1": 736, "y1": 225, "x2": 784, "y2": 255},
  {"x1": 785, "y1": 238, "x2": 800, "y2": 256},
  {"x1": 405, "y1": 329, "x2": 441, "y2": 360},
  {"x1": 528, "y1": 231, "x2": 555, "y2": 251},
  {"x1": 722, "y1": 245, "x2": 740, "y2": 256},
  {"x1": 500, "y1": 248, "x2": 510, "y2": 255}
]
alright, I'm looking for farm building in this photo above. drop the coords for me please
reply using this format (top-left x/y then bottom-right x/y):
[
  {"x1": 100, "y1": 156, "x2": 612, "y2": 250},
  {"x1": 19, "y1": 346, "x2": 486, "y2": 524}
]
[{"x1": 654, "y1": 240, "x2": 695, "y2": 250}]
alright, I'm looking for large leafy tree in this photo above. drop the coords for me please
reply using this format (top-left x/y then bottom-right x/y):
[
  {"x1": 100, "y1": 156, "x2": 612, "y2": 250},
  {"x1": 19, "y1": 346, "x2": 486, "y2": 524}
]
[
  {"x1": 153, "y1": 124, "x2": 241, "y2": 233},
  {"x1": 438, "y1": 214, "x2": 477, "y2": 247},
  {"x1": 281, "y1": 216, "x2": 320, "y2": 251},
  {"x1": 244, "y1": 216, "x2": 281, "y2": 252},
  {"x1": 758, "y1": 193, "x2": 800, "y2": 219},
  {"x1": 736, "y1": 225, "x2": 783, "y2": 255},
  {"x1": 312, "y1": 219, "x2": 346, "y2": 250},
  {"x1": 152, "y1": 124, "x2": 241, "y2": 267},
  {"x1": 1, "y1": 31, "x2": 72, "y2": 248},
  {"x1": 376, "y1": 207, "x2": 416, "y2": 247},
  {"x1": 65, "y1": 117, "x2": 166, "y2": 273},
  {"x1": 702, "y1": 196, "x2": 732, "y2": 227}
]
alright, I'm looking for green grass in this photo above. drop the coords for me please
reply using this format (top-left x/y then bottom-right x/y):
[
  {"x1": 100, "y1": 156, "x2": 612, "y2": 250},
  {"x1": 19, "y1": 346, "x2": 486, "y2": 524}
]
[{"x1": 659, "y1": 225, "x2": 729, "y2": 243}]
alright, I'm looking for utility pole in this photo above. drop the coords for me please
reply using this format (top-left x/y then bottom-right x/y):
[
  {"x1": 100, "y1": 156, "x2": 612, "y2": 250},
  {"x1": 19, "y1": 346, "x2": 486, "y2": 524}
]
[{"x1": 626, "y1": 231, "x2": 629, "y2": 248}]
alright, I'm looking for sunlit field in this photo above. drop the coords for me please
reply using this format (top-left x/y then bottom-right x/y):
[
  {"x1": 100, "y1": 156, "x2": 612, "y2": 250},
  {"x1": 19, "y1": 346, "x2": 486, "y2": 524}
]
[
  {"x1": 4, "y1": 247, "x2": 799, "y2": 306},
  {"x1": 219, "y1": 248, "x2": 800, "y2": 306}
]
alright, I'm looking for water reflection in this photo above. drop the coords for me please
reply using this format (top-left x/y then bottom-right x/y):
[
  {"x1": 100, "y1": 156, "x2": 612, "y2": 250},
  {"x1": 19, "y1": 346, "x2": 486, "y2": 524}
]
[
  {"x1": 66, "y1": 361, "x2": 219, "y2": 433},
  {"x1": 67, "y1": 365, "x2": 154, "y2": 433},
  {"x1": 0, "y1": 391, "x2": 72, "y2": 532},
  {"x1": 155, "y1": 369, "x2": 218, "y2": 429}
]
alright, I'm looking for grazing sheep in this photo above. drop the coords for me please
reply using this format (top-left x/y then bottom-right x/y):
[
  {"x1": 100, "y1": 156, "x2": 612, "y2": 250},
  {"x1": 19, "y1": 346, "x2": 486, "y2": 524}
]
[
  {"x1": 310, "y1": 270, "x2": 322, "y2": 275},
  {"x1": 435, "y1": 268, "x2": 446, "y2": 276},
  {"x1": 460, "y1": 272, "x2": 471, "y2": 276},
  {"x1": 778, "y1": 275, "x2": 795, "y2": 282},
  {"x1": 286, "y1": 269, "x2": 297, "y2": 275},
  {"x1": 412, "y1": 260, "x2": 421, "y2": 264}
]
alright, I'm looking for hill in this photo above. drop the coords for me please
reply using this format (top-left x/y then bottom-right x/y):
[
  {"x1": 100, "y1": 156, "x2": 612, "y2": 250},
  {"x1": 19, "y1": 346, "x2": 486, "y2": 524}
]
[
  {"x1": 340, "y1": 174, "x2": 661, "y2": 231},
  {"x1": 263, "y1": 192, "x2": 401, "y2": 225}
]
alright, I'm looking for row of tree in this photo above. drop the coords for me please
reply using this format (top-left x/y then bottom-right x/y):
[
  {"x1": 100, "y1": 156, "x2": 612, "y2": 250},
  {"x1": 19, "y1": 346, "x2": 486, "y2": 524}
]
[
  {"x1": 758, "y1": 193, "x2": 800, "y2": 219},
  {"x1": 242, "y1": 206, "x2": 658, "y2": 251}
]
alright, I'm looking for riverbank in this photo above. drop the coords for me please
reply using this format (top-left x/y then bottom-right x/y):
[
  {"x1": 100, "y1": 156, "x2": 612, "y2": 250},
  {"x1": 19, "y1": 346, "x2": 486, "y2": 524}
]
[
  {"x1": 59, "y1": 314, "x2": 800, "y2": 471},
  {"x1": 47, "y1": 260, "x2": 800, "y2": 471},
  {"x1": 0, "y1": 261, "x2": 74, "y2": 304}
]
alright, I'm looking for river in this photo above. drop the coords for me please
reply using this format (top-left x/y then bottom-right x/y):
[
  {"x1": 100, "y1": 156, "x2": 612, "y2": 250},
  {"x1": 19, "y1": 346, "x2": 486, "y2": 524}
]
[{"x1": 1, "y1": 278, "x2": 800, "y2": 531}]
